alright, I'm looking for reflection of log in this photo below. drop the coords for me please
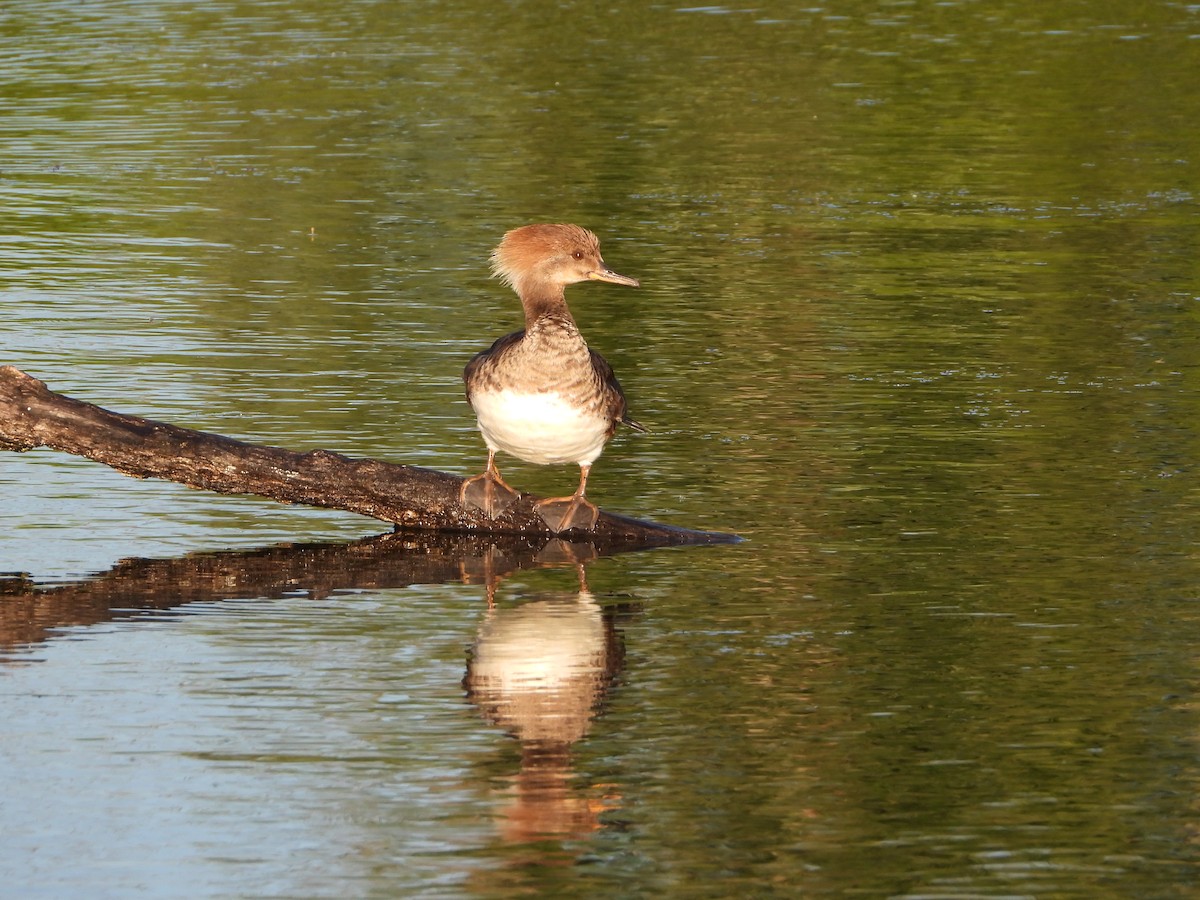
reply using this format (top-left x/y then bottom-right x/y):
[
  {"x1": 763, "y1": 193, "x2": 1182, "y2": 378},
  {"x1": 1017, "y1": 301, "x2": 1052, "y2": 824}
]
[
  {"x1": 0, "y1": 366, "x2": 738, "y2": 543},
  {"x1": 0, "y1": 531, "x2": 626, "y2": 649}
]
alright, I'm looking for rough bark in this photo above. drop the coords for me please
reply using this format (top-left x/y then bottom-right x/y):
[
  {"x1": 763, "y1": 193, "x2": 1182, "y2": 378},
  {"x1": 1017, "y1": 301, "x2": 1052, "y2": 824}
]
[{"x1": 0, "y1": 365, "x2": 737, "y2": 545}]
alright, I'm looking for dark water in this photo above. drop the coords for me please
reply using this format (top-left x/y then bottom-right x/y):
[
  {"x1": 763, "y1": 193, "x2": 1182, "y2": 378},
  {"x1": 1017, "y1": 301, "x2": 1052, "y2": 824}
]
[{"x1": 4, "y1": 1, "x2": 1200, "y2": 896}]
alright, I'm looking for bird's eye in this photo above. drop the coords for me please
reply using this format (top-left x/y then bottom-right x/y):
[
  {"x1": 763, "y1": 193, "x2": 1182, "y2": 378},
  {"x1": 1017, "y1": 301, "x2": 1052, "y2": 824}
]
[{"x1": 572, "y1": 250, "x2": 584, "y2": 260}]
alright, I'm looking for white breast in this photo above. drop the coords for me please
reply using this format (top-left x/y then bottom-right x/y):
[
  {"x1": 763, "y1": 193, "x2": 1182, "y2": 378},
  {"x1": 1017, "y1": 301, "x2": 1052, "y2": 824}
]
[{"x1": 470, "y1": 389, "x2": 610, "y2": 466}]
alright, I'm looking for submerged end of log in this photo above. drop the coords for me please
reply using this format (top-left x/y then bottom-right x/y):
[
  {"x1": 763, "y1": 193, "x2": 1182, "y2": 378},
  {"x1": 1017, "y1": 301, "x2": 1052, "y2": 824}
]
[{"x1": 0, "y1": 365, "x2": 740, "y2": 546}]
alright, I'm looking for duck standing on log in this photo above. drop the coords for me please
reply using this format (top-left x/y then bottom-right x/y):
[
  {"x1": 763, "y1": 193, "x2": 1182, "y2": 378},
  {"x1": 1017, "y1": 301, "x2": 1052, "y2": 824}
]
[{"x1": 461, "y1": 224, "x2": 646, "y2": 534}]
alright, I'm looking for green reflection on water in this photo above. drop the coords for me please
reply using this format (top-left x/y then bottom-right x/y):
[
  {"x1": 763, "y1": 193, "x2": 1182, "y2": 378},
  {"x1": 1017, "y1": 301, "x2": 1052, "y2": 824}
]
[{"x1": 4, "y1": 0, "x2": 1200, "y2": 896}]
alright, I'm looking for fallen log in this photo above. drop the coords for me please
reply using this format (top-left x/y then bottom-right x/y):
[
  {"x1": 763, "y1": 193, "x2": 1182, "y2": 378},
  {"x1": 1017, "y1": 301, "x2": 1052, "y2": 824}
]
[{"x1": 0, "y1": 365, "x2": 737, "y2": 545}]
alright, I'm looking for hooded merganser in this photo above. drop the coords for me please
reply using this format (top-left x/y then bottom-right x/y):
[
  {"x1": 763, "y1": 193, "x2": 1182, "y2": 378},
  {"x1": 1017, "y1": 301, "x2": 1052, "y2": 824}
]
[{"x1": 461, "y1": 224, "x2": 645, "y2": 533}]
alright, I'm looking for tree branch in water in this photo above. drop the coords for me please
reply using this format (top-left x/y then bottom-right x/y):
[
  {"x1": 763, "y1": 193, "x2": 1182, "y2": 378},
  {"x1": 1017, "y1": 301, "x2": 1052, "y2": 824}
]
[{"x1": 0, "y1": 365, "x2": 738, "y2": 546}]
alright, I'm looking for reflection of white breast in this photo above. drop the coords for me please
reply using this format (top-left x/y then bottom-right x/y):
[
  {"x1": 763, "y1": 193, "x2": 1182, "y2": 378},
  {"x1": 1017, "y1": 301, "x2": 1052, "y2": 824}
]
[
  {"x1": 466, "y1": 595, "x2": 608, "y2": 746},
  {"x1": 471, "y1": 598, "x2": 606, "y2": 690},
  {"x1": 471, "y1": 388, "x2": 610, "y2": 466}
]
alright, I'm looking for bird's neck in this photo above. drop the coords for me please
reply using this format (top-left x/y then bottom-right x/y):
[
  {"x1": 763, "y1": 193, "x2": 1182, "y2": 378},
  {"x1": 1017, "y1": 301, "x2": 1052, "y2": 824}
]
[{"x1": 518, "y1": 286, "x2": 574, "y2": 330}]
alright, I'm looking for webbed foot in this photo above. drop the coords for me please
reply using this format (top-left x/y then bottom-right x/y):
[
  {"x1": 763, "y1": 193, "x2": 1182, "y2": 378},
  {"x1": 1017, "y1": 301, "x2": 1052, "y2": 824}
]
[
  {"x1": 535, "y1": 494, "x2": 600, "y2": 534},
  {"x1": 461, "y1": 470, "x2": 520, "y2": 519}
]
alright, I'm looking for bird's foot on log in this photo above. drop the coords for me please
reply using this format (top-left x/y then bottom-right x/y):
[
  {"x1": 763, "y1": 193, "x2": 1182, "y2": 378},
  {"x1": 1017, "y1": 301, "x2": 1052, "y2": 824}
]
[
  {"x1": 460, "y1": 470, "x2": 520, "y2": 519},
  {"x1": 536, "y1": 494, "x2": 600, "y2": 534}
]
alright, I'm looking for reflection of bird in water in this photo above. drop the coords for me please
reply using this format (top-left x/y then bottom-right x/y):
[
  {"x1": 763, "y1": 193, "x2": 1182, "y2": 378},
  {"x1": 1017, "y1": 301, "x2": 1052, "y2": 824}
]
[
  {"x1": 464, "y1": 586, "x2": 625, "y2": 841},
  {"x1": 461, "y1": 224, "x2": 645, "y2": 534}
]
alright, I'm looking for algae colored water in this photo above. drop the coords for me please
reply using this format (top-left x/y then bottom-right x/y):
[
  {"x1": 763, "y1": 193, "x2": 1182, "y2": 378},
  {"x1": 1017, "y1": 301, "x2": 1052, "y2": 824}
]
[{"x1": 4, "y1": 1, "x2": 1200, "y2": 896}]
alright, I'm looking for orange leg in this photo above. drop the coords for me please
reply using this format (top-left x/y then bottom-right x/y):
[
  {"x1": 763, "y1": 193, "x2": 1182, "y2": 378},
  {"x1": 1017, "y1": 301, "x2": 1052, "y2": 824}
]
[
  {"x1": 460, "y1": 449, "x2": 520, "y2": 519},
  {"x1": 535, "y1": 464, "x2": 600, "y2": 534}
]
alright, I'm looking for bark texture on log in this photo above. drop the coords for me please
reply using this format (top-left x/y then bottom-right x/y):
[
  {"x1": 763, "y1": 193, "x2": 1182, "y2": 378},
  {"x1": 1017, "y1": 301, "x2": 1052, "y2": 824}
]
[{"x1": 0, "y1": 365, "x2": 737, "y2": 545}]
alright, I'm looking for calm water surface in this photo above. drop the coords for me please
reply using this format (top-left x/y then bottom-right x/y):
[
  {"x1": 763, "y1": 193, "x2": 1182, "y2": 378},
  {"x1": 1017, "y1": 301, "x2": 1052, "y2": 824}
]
[{"x1": 4, "y1": 1, "x2": 1200, "y2": 897}]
